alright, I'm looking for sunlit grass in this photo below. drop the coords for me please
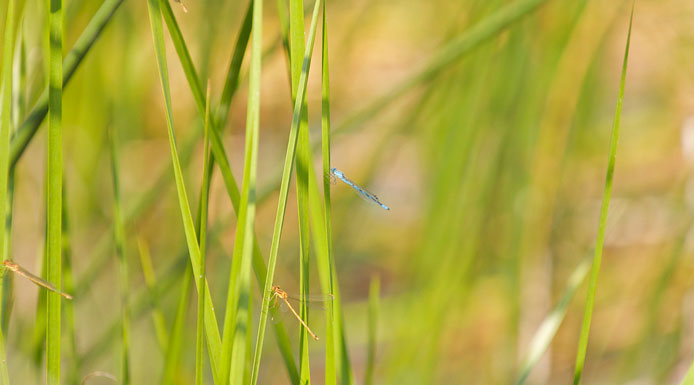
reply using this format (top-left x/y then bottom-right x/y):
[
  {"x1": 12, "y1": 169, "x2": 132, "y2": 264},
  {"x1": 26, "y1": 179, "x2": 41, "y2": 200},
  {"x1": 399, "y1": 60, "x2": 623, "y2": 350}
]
[{"x1": 0, "y1": 0, "x2": 689, "y2": 384}]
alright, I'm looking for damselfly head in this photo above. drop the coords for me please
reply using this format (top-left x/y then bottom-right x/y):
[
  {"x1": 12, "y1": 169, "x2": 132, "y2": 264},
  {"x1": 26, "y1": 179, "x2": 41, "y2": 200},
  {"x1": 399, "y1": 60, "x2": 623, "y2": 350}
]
[
  {"x1": 324, "y1": 171, "x2": 337, "y2": 184},
  {"x1": 173, "y1": 0, "x2": 188, "y2": 12}
]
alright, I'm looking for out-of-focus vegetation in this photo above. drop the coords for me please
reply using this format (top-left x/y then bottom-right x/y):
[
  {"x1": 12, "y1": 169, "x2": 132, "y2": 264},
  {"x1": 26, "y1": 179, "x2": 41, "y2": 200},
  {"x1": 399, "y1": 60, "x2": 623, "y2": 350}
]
[{"x1": 0, "y1": 0, "x2": 693, "y2": 384}]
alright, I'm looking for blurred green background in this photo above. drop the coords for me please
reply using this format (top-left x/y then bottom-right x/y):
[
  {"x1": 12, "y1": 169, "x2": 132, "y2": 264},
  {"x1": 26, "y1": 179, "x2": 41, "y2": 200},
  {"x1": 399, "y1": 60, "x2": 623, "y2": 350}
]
[{"x1": 2, "y1": 0, "x2": 694, "y2": 384}]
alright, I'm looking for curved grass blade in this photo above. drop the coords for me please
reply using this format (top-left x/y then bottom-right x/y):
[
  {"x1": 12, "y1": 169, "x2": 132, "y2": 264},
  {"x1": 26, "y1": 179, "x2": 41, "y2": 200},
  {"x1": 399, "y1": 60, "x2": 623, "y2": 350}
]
[
  {"x1": 572, "y1": 4, "x2": 634, "y2": 384},
  {"x1": 515, "y1": 257, "x2": 590, "y2": 385},
  {"x1": 250, "y1": 0, "x2": 323, "y2": 383},
  {"x1": 145, "y1": 0, "x2": 224, "y2": 382}
]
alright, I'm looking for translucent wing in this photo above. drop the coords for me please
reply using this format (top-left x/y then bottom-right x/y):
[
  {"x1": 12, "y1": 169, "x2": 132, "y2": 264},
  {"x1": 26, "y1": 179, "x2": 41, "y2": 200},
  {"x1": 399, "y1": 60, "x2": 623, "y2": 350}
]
[
  {"x1": 271, "y1": 286, "x2": 320, "y2": 340},
  {"x1": 335, "y1": 173, "x2": 390, "y2": 210},
  {"x1": 285, "y1": 293, "x2": 334, "y2": 303},
  {"x1": 352, "y1": 186, "x2": 389, "y2": 210}
]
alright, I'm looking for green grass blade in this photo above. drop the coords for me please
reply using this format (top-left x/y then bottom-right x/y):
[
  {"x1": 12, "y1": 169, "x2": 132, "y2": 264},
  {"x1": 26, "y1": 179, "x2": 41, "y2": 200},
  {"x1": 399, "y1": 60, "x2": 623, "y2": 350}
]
[
  {"x1": 0, "y1": 10, "x2": 22, "y2": 338},
  {"x1": 158, "y1": 16, "x2": 244, "y2": 377},
  {"x1": 365, "y1": 277, "x2": 379, "y2": 385},
  {"x1": 307, "y1": 182, "x2": 353, "y2": 384},
  {"x1": 515, "y1": 257, "x2": 590, "y2": 385},
  {"x1": 10, "y1": 0, "x2": 125, "y2": 169},
  {"x1": 157, "y1": 10, "x2": 244, "y2": 379},
  {"x1": 136, "y1": 239, "x2": 169, "y2": 351},
  {"x1": 161, "y1": 266, "x2": 192, "y2": 385},
  {"x1": 216, "y1": 2, "x2": 252, "y2": 127},
  {"x1": 0, "y1": 0, "x2": 16, "y2": 383},
  {"x1": 228, "y1": 0, "x2": 263, "y2": 381},
  {"x1": 62, "y1": 187, "x2": 82, "y2": 385},
  {"x1": 46, "y1": 0, "x2": 64, "y2": 382},
  {"x1": 250, "y1": 1, "x2": 322, "y2": 383},
  {"x1": 158, "y1": 1, "x2": 299, "y2": 381},
  {"x1": 288, "y1": 0, "x2": 312, "y2": 382},
  {"x1": 145, "y1": 1, "x2": 224, "y2": 383},
  {"x1": 195, "y1": 85, "x2": 212, "y2": 385},
  {"x1": 320, "y1": 7, "x2": 336, "y2": 384},
  {"x1": 276, "y1": 0, "x2": 290, "y2": 83},
  {"x1": 110, "y1": 127, "x2": 130, "y2": 385},
  {"x1": 159, "y1": 0, "x2": 203, "y2": 112},
  {"x1": 572, "y1": 4, "x2": 634, "y2": 384},
  {"x1": 305, "y1": 10, "x2": 355, "y2": 384}
]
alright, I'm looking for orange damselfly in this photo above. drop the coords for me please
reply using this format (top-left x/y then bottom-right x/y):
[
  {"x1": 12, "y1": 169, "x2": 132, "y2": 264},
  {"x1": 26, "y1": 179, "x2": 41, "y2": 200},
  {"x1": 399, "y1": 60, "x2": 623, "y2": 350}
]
[
  {"x1": 271, "y1": 285, "x2": 332, "y2": 341},
  {"x1": 2, "y1": 260, "x2": 73, "y2": 300}
]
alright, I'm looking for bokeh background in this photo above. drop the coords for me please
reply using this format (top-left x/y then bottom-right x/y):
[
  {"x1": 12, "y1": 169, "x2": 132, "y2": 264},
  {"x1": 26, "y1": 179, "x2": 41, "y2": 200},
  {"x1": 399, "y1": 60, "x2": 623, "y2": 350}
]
[{"x1": 2, "y1": 0, "x2": 694, "y2": 384}]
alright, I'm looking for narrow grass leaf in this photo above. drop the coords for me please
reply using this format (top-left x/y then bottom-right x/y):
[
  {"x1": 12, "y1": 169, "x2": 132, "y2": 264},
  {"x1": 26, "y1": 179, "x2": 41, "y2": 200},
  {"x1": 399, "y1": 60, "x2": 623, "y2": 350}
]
[
  {"x1": 136, "y1": 239, "x2": 169, "y2": 351},
  {"x1": 195, "y1": 84, "x2": 212, "y2": 385},
  {"x1": 308, "y1": 169, "x2": 354, "y2": 385},
  {"x1": 46, "y1": 0, "x2": 64, "y2": 382},
  {"x1": 110, "y1": 127, "x2": 130, "y2": 385},
  {"x1": 288, "y1": 0, "x2": 312, "y2": 381},
  {"x1": 572, "y1": 4, "x2": 634, "y2": 384},
  {"x1": 145, "y1": 1, "x2": 224, "y2": 382},
  {"x1": 0, "y1": 0, "x2": 16, "y2": 382},
  {"x1": 62, "y1": 189, "x2": 82, "y2": 385},
  {"x1": 161, "y1": 266, "x2": 192, "y2": 384},
  {"x1": 228, "y1": 0, "x2": 263, "y2": 381},
  {"x1": 250, "y1": 1, "x2": 322, "y2": 383},
  {"x1": 320, "y1": 7, "x2": 336, "y2": 384},
  {"x1": 516, "y1": 257, "x2": 590, "y2": 385}
]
